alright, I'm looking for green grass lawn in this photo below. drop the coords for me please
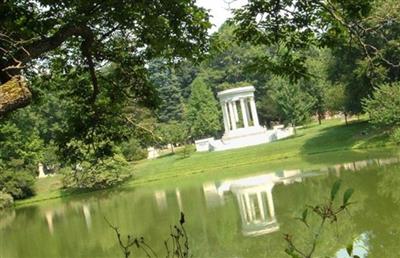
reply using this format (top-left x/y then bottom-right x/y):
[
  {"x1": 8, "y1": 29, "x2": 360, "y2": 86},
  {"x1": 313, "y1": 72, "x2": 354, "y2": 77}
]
[
  {"x1": 18, "y1": 118, "x2": 399, "y2": 206},
  {"x1": 129, "y1": 118, "x2": 394, "y2": 183}
]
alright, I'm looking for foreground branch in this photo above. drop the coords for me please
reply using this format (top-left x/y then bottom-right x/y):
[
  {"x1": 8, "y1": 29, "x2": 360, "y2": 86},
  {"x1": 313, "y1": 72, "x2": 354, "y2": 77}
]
[
  {"x1": 107, "y1": 212, "x2": 189, "y2": 258},
  {"x1": 0, "y1": 76, "x2": 31, "y2": 117}
]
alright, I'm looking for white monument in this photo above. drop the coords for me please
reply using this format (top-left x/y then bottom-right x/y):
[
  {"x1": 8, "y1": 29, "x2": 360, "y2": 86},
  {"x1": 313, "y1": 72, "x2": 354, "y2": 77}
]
[
  {"x1": 195, "y1": 86, "x2": 293, "y2": 152},
  {"x1": 147, "y1": 147, "x2": 160, "y2": 159}
]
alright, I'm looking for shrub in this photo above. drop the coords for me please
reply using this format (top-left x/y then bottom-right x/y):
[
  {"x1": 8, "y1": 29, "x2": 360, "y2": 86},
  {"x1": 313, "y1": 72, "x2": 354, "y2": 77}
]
[
  {"x1": 120, "y1": 138, "x2": 147, "y2": 161},
  {"x1": 157, "y1": 122, "x2": 189, "y2": 152},
  {"x1": 62, "y1": 154, "x2": 132, "y2": 189},
  {"x1": 391, "y1": 127, "x2": 400, "y2": 145},
  {"x1": 0, "y1": 191, "x2": 14, "y2": 209},
  {"x1": 363, "y1": 82, "x2": 400, "y2": 128},
  {"x1": 177, "y1": 144, "x2": 194, "y2": 159},
  {"x1": 0, "y1": 170, "x2": 35, "y2": 199}
]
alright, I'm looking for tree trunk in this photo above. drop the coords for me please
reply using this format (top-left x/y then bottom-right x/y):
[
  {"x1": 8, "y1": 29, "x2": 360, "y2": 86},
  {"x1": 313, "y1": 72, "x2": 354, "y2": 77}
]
[
  {"x1": 0, "y1": 76, "x2": 32, "y2": 117},
  {"x1": 344, "y1": 112, "x2": 348, "y2": 125}
]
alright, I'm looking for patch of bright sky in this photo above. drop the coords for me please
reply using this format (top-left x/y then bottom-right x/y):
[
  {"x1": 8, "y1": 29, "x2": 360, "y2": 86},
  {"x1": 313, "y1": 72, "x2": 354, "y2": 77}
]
[{"x1": 196, "y1": 0, "x2": 247, "y2": 33}]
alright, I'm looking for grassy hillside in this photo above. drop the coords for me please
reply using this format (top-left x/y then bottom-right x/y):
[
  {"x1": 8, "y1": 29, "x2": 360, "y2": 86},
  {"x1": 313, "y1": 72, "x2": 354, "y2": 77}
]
[
  {"x1": 19, "y1": 118, "x2": 398, "y2": 205},
  {"x1": 130, "y1": 119, "x2": 394, "y2": 184}
]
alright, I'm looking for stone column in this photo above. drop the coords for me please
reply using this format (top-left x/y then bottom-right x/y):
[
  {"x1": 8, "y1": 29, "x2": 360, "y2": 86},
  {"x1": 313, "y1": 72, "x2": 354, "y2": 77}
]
[
  {"x1": 244, "y1": 193, "x2": 253, "y2": 221},
  {"x1": 249, "y1": 97, "x2": 259, "y2": 127},
  {"x1": 240, "y1": 98, "x2": 249, "y2": 128},
  {"x1": 245, "y1": 99, "x2": 252, "y2": 125},
  {"x1": 221, "y1": 101, "x2": 230, "y2": 133},
  {"x1": 266, "y1": 186, "x2": 275, "y2": 221},
  {"x1": 228, "y1": 101, "x2": 237, "y2": 130},
  {"x1": 233, "y1": 101, "x2": 239, "y2": 122}
]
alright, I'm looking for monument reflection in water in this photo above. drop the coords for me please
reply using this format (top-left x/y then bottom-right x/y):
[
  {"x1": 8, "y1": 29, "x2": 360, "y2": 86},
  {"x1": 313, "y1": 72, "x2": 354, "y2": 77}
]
[
  {"x1": 204, "y1": 170, "x2": 302, "y2": 237},
  {"x1": 201, "y1": 156, "x2": 400, "y2": 238}
]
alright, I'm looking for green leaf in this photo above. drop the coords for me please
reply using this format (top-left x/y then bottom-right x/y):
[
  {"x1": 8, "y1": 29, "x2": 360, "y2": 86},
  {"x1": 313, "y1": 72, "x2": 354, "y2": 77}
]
[
  {"x1": 346, "y1": 243, "x2": 353, "y2": 255},
  {"x1": 330, "y1": 180, "x2": 342, "y2": 201},
  {"x1": 353, "y1": 256, "x2": 360, "y2": 258},
  {"x1": 343, "y1": 188, "x2": 354, "y2": 205}
]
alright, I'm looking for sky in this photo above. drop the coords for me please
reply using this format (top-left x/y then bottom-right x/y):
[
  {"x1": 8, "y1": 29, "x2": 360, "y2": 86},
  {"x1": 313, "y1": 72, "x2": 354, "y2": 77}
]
[{"x1": 196, "y1": 0, "x2": 247, "y2": 33}]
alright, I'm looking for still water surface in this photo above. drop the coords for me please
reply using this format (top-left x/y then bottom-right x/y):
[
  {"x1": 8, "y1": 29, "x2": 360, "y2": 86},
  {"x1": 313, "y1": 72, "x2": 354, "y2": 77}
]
[{"x1": 2, "y1": 156, "x2": 400, "y2": 258}]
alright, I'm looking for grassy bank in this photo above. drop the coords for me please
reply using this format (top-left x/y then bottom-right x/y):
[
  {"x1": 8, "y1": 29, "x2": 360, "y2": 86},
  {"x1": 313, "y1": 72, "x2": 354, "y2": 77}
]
[{"x1": 18, "y1": 118, "x2": 399, "y2": 206}]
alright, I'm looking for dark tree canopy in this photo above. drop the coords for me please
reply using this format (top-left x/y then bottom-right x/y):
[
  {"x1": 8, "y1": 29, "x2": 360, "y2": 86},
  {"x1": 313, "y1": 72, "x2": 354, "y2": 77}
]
[
  {"x1": 0, "y1": 0, "x2": 211, "y2": 115},
  {"x1": 148, "y1": 59, "x2": 184, "y2": 123},
  {"x1": 232, "y1": 0, "x2": 400, "y2": 82}
]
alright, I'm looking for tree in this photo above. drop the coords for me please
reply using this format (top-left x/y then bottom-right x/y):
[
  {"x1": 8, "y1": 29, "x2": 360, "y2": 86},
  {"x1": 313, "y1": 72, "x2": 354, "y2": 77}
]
[
  {"x1": 231, "y1": 0, "x2": 400, "y2": 124},
  {"x1": 303, "y1": 48, "x2": 334, "y2": 125},
  {"x1": 157, "y1": 122, "x2": 189, "y2": 153},
  {"x1": 232, "y1": 0, "x2": 400, "y2": 82},
  {"x1": 257, "y1": 93, "x2": 282, "y2": 128},
  {"x1": 148, "y1": 59, "x2": 184, "y2": 123},
  {"x1": 175, "y1": 61, "x2": 200, "y2": 99},
  {"x1": 363, "y1": 82, "x2": 400, "y2": 129},
  {"x1": 271, "y1": 77, "x2": 315, "y2": 131},
  {"x1": 193, "y1": 23, "x2": 279, "y2": 126},
  {"x1": 186, "y1": 78, "x2": 221, "y2": 139},
  {"x1": 0, "y1": 108, "x2": 44, "y2": 170},
  {"x1": 325, "y1": 83, "x2": 350, "y2": 124},
  {"x1": 325, "y1": 45, "x2": 385, "y2": 117},
  {"x1": 0, "y1": 0, "x2": 211, "y2": 116},
  {"x1": 198, "y1": 23, "x2": 270, "y2": 94}
]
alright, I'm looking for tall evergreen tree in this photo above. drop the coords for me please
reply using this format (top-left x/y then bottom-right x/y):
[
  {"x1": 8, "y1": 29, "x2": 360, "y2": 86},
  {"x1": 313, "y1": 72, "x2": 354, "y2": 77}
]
[
  {"x1": 271, "y1": 77, "x2": 316, "y2": 131},
  {"x1": 148, "y1": 59, "x2": 184, "y2": 123},
  {"x1": 187, "y1": 78, "x2": 221, "y2": 139},
  {"x1": 175, "y1": 61, "x2": 199, "y2": 99}
]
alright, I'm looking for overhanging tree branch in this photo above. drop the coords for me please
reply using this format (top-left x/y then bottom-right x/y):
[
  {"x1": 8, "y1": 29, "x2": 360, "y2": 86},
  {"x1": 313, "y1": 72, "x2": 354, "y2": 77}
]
[
  {"x1": 0, "y1": 76, "x2": 31, "y2": 117},
  {"x1": 318, "y1": 0, "x2": 400, "y2": 68}
]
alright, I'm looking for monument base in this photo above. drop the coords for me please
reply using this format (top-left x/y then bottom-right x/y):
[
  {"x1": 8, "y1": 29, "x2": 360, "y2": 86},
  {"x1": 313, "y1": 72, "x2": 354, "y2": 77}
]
[{"x1": 194, "y1": 126, "x2": 294, "y2": 152}]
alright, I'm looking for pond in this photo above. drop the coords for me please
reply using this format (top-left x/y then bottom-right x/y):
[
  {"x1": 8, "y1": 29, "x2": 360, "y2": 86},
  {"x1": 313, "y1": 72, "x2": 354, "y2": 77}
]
[{"x1": 2, "y1": 155, "x2": 400, "y2": 258}]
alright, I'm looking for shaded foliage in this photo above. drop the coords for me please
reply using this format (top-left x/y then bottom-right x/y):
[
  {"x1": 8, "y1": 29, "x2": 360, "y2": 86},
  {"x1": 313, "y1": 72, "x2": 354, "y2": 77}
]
[
  {"x1": 0, "y1": 170, "x2": 35, "y2": 200},
  {"x1": 148, "y1": 59, "x2": 184, "y2": 123},
  {"x1": 363, "y1": 82, "x2": 400, "y2": 129},
  {"x1": 62, "y1": 154, "x2": 131, "y2": 190},
  {"x1": 270, "y1": 77, "x2": 315, "y2": 128},
  {"x1": 186, "y1": 78, "x2": 221, "y2": 139}
]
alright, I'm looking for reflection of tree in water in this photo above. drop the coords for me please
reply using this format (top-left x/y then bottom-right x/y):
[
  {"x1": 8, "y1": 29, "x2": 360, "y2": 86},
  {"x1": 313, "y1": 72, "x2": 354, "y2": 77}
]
[
  {"x1": 299, "y1": 162, "x2": 400, "y2": 258},
  {"x1": 0, "y1": 209, "x2": 15, "y2": 230},
  {"x1": 362, "y1": 163, "x2": 400, "y2": 258},
  {"x1": 274, "y1": 176, "x2": 360, "y2": 257},
  {"x1": 199, "y1": 169, "x2": 359, "y2": 257}
]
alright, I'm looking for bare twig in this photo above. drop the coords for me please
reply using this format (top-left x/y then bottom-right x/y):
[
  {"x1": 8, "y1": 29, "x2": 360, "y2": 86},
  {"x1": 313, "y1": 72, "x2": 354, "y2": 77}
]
[{"x1": 106, "y1": 213, "x2": 189, "y2": 258}]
